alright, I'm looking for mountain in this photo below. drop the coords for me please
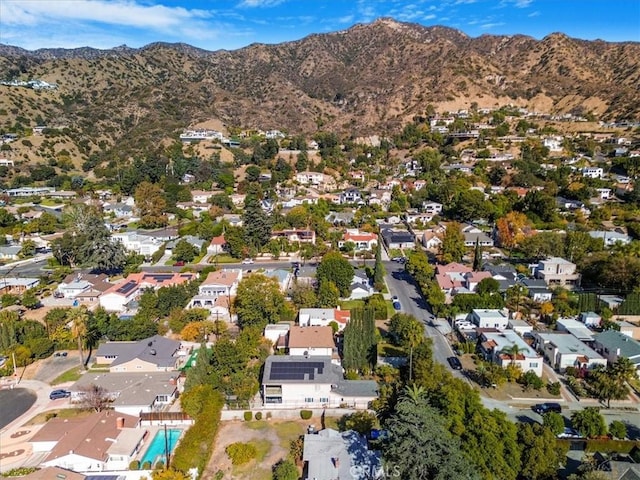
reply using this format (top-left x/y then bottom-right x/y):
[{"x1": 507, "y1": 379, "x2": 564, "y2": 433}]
[{"x1": 0, "y1": 18, "x2": 638, "y2": 165}]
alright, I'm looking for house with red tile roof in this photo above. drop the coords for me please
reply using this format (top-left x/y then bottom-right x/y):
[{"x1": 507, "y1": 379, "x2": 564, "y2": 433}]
[
  {"x1": 339, "y1": 230, "x2": 378, "y2": 251},
  {"x1": 207, "y1": 234, "x2": 227, "y2": 255}
]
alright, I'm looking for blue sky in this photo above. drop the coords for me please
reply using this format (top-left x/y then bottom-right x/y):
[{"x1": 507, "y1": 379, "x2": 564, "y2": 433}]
[{"x1": 0, "y1": 0, "x2": 638, "y2": 51}]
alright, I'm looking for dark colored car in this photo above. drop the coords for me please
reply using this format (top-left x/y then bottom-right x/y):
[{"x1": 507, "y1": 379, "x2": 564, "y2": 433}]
[
  {"x1": 447, "y1": 356, "x2": 462, "y2": 370},
  {"x1": 392, "y1": 301, "x2": 401, "y2": 311},
  {"x1": 532, "y1": 402, "x2": 562, "y2": 414},
  {"x1": 49, "y1": 389, "x2": 71, "y2": 400},
  {"x1": 173, "y1": 261, "x2": 185, "y2": 266}
]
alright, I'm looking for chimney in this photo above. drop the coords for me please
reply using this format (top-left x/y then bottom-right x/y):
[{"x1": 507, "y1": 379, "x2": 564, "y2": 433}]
[{"x1": 116, "y1": 417, "x2": 125, "y2": 429}]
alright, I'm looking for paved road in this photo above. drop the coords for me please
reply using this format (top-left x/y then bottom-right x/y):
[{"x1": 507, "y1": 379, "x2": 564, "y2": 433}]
[
  {"x1": 383, "y1": 260, "x2": 457, "y2": 370},
  {"x1": 0, "y1": 389, "x2": 36, "y2": 430}
]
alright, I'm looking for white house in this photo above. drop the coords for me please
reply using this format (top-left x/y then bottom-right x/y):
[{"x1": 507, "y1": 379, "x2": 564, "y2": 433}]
[
  {"x1": 479, "y1": 331, "x2": 544, "y2": 377},
  {"x1": 32, "y1": 411, "x2": 144, "y2": 473},
  {"x1": 262, "y1": 356, "x2": 377, "y2": 408},
  {"x1": 589, "y1": 230, "x2": 632, "y2": 247},
  {"x1": 264, "y1": 323, "x2": 291, "y2": 345},
  {"x1": 70, "y1": 371, "x2": 180, "y2": 416},
  {"x1": 582, "y1": 167, "x2": 604, "y2": 179},
  {"x1": 298, "y1": 308, "x2": 350, "y2": 331},
  {"x1": 470, "y1": 309, "x2": 509, "y2": 330},
  {"x1": 338, "y1": 230, "x2": 378, "y2": 251},
  {"x1": 533, "y1": 333, "x2": 607, "y2": 372},
  {"x1": 422, "y1": 201, "x2": 443, "y2": 215},
  {"x1": 111, "y1": 231, "x2": 162, "y2": 257},
  {"x1": 187, "y1": 269, "x2": 242, "y2": 314},
  {"x1": 593, "y1": 330, "x2": 640, "y2": 372},
  {"x1": 535, "y1": 257, "x2": 580, "y2": 288}
]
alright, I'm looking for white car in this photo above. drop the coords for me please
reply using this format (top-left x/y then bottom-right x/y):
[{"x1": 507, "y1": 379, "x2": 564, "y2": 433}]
[{"x1": 241, "y1": 258, "x2": 254, "y2": 264}]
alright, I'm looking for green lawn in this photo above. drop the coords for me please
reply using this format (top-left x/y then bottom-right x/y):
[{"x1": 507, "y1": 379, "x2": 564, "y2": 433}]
[
  {"x1": 339, "y1": 299, "x2": 365, "y2": 310},
  {"x1": 51, "y1": 365, "x2": 83, "y2": 385},
  {"x1": 209, "y1": 254, "x2": 241, "y2": 264},
  {"x1": 378, "y1": 342, "x2": 406, "y2": 357}
]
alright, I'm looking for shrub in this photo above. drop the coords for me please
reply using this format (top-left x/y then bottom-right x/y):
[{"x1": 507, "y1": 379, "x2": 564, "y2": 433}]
[
  {"x1": 171, "y1": 386, "x2": 224, "y2": 474},
  {"x1": 128, "y1": 460, "x2": 140, "y2": 470},
  {"x1": 1, "y1": 467, "x2": 39, "y2": 477},
  {"x1": 225, "y1": 442, "x2": 257, "y2": 465},
  {"x1": 300, "y1": 410, "x2": 313, "y2": 420},
  {"x1": 154, "y1": 460, "x2": 164, "y2": 470},
  {"x1": 142, "y1": 461, "x2": 152, "y2": 470},
  {"x1": 214, "y1": 471, "x2": 224, "y2": 480},
  {"x1": 244, "y1": 411, "x2": 253, "y2": 421},
  {"x1": 266, "y1": 411, "x2": 272, "y2": 420},
  {"x1": 547, "y1": 381, "x2": 561, "y2": 396},
  {"x1": 609, "y1": 420, "x2": 627, "y2": 440},
  {"x1": 254, "y1": 411, "x2": 262, "y2": 420},
  {"x1": 519, "y1": 370, "x2": 544, "y2": 390},
  {"x1": 273, "y1": 458, "x2": 299, "y2": 480}
]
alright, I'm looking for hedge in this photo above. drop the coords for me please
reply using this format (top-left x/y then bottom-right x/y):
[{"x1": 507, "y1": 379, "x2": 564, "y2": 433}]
[
  {"x1": 171, "y1": 385, "x2": 224, "y2": 475},
  {"x1": 129, "y1": 460, "x2": 140, "y2": 470},
  {"x1": 244, "y1": 411, "x2": 253, "y2": 421},
  {"x1": 254, "y1": 412, "x2": 262, "y2": 420},
  {"x1": 300, "y1": 410, "x2": 313, "y2": 420}
]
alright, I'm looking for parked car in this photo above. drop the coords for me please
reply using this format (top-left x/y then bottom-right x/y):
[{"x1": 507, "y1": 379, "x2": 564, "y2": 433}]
[
  {"x1": 173, "y1": 261, "x2": 185, "y2": 266},
  {"x1": 532, "y1": 402, "x2": 562, "y2": 414},
  {"x1": 49, "y1": 389, "x2": 71, "y2": 400},
  {"x1": 392, "y1": 300, "x2": 401, "y2": 311},
  {"x1": 392, "y1": 295, "x2": 399, "y2": 302},
  {"x1": 447, "y1": 356, "x2": 462, "y2": 370},
  {"x1": 242, "y1": 258, "x2": 254, "y2": 264},
  {"x1": 557, "y1": 427, "x2": 583, "y2": 439},
  {"x1": 54, "y1": 351, "x2": 68, "y2": 357}
]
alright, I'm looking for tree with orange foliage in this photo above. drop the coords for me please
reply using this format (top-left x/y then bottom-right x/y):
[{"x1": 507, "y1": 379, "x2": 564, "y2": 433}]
[
  {"x1": 496, "y1": 211, "x2": 531, "y2": 249},
  {"x1": 180, "y1": 320, "x2": 216, "y2": 342}
]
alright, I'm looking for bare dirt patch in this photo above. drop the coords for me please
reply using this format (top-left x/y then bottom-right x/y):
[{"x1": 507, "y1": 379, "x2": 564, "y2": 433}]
[{"x1": 203, "y1": 419, "x2": 323, "y2": 480}]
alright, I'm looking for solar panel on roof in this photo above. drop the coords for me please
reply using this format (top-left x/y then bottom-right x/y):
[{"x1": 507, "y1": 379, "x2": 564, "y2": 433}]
[
  {"x1": 269, "y1": 361, "x2": 325, "y2": 381},
  {"x1": 146, "y1": 274, "x2": 174, "y2": 281},
  {"x1": 116, "y1": 280, "x2": 137, "y2": 294}
]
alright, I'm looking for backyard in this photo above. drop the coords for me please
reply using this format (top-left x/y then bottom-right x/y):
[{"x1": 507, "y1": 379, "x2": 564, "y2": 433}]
[{"x1": 203, "y1": 417, "x2": 339, "y2": 480}]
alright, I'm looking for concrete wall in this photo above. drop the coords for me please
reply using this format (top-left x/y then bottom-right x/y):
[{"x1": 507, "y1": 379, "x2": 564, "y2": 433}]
[{"x1": 220, "y1": 408, "x2": 361, "y2": 421}]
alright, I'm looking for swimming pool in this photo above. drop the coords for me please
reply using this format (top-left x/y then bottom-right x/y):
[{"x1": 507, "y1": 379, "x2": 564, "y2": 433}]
[{"x1": 139, "y1": 428, "x2": 182, "y2": 468}]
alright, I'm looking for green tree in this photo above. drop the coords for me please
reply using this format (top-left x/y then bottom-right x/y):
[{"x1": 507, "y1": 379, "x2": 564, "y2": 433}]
[
  {"x1": 338, "y1": 411, "x2": 379, "y2": 435},
  {"x1": 235, "y1": 274, "x2": 285, "y2": 329},
  {"x1": 184, "y1": 343, "x2": 212, "y2": 391},
  {"x1": 316, "y1": 280, "x2": 339, "y2": 308},
  {"x1": 290, "y1": 283, "x2": 317, "y2": 309},
  {"x1": 476, "y1": 277, "x2": 500, "y2": 295},
  {"x1": 543, "y1": 412, "x2": 565, "y2": 436},
  {"x1": 373, "y1": 237, "x2": 385, "y2": 291},
  {"x1": 571, "y1": 407, "x2": 607, "y2": 438},
  {"x1": 19, "y1": 239, "x2": 37, "y2": 258},
  {"x1": 518, "y1": 422, "x2": 566, "y2": 480},
  {"x1": 440, "y1": 222, "x2": 466, "y2": 263},
  {"x1": 389, "y1": 313, "x2": 423, "y2": 351},
  {"x1": 173, "y1": 240, "x2": 198, "y2": 263},
  {"x1": 134, "y1": 181, "x2": 168, "y2": 228},
  {"x1": 242, "y1": 186, "x2": 272, "y2": 248},
  {"x1": 342, "y1": 307, "x2": 377, "y2": 373},
  {"x1": 383, "y1": 390, "x2": 481, "y2": 480},
  {"x1": 272, "y1": 459, "x2": 298, "y2": 480},
  {"x1": 472, "y1": 238, "x2": 482, "y2": 271},
  {"x1": 21, "y1": 289, "x2": 40, "y2": 309},
  {"x1": 316, "y1": 251, "x2": 354, "y2": 297},
  {"x1": 68, "y1": 306, "x2": 89, "y2": 370}
]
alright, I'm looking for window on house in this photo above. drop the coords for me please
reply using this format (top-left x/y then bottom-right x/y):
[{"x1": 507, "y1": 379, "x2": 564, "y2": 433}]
[
  {"x1": 304, "y1": 397, "x2": 314, "y2": 403},
  {"x1": 319, "y1": 397, "x2": 329, "y2": 403},
  {"x1": 529, "y1": 363, "x2": 538, "y2": 368}
]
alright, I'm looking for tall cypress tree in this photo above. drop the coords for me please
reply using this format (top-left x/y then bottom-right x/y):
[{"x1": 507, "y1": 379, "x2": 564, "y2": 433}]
[
  {"x1": 472, "y1": 238, "x2": 482, "y2": 272},
  {"x1": 373, "y1": 236, "x2": 385, "y2": 291}
]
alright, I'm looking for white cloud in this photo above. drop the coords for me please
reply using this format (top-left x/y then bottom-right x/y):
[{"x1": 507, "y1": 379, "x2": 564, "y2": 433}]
[
  {"x1": 528, "y1": 10, "x2": 540, "y2": 17},
  {"x1": 480, "y1": 22, "x2": 506, "y2": 29},
  {"x1": 238, "y1": 0, "x2": 286, "y2": 7},
  {"x1": 499, "y1": 0, "x2": 533, "y2": 8},
  {"x1": 337, "y1": 15, "x2": 355, "y2": 24},
  {"x1": 0, "y1": 0, "x2": 212, "y2": 29}
]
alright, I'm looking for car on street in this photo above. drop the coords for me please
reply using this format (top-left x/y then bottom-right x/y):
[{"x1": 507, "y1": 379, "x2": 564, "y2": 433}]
[
  {"x1": 173, "y1": 261, "x2": 185, "y2": 266},
  {"x1": 242, "y1": 258, "x2": 254, "y2": 264},
  {"x1": 392, "y1": 300, "x2": 401, "y2": 311},
  {"x1": 54, "y1": 351, "x2": 68, "y2": 357},
  {"x1": 532, "y1": 402, "x2": 562, "y2": 414},
  {"x1": 557, "y1": 427, "x2": 583, "y2": 439},
  {"x1": 49, "y1": 389, "x2": 71, "y2": 400},
  {"x1": 447, "y1": 356, "x2": 462, "y2": 370},
  {"x1": 392, "y1": 295, "x2": 399, "y2": 301}
]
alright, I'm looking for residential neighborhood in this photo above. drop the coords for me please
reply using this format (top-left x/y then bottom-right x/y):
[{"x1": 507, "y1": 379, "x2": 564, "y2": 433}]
[{"x1": 1, "y1": 103, "x2": 640, "y2": 480}]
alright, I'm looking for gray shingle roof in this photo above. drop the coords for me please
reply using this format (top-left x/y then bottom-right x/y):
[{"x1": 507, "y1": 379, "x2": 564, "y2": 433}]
[{"x1": 95, "y1": 335, "x2": 180, "y2": 368}]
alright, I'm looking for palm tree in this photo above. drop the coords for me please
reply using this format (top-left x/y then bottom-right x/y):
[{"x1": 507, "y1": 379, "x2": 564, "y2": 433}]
[
  {"x1": 68, "y1": 306, "x2": 89, "y2": 370},
  {"x1": 499, "y1": 343, "x2": 527, "y2": 366},
  {"x1": 402, "y1": 384, "x2": 426, "y2": 404}
]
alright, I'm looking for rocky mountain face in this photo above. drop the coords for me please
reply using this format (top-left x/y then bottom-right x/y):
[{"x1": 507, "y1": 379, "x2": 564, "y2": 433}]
[{"x1": 0, "y1": 18, "x2": 638, "y2": 161}]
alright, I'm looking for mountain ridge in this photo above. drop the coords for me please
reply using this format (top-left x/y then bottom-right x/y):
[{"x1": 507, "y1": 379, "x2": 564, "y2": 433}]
[{"x1": 0, "y1": 18, "x2": 638, "y2": 164}]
